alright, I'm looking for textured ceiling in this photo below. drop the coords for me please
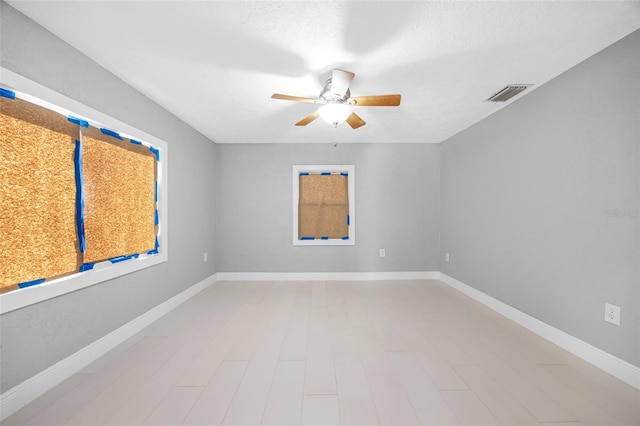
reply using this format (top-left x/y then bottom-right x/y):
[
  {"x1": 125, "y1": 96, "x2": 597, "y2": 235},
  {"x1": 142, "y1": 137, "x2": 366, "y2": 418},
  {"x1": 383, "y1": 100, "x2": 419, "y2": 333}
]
[{"x1": 7, "y1": 1, "x2": 640, "y2": 144}]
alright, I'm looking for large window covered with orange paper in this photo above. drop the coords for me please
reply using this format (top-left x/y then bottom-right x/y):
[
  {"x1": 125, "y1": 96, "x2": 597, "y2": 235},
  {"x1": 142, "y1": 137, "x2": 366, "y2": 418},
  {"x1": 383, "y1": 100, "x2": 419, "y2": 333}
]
[{"x1": 0, "y1": 87, "x2": 161, "y2": 294}]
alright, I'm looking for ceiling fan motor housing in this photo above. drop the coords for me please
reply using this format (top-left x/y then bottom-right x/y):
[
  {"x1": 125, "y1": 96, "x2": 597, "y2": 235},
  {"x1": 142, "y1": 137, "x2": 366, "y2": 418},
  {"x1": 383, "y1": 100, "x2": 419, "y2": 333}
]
[{"x1": 320, "y1": 78, "x2": 350, "y2": 104}]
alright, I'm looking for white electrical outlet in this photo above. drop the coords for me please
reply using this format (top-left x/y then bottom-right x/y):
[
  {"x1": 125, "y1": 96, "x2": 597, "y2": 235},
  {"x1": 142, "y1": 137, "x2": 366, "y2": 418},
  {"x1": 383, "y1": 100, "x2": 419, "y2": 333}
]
[
  {"x1": 445, "y1": 253, "x2": 450, "y2": 262},
  {"x1": 604, "y1": 303, "x2": 620, "y2": 326},
  {"x1": 379, "y1": 249, "x2": 386, "y2": 258},
  {"x1": 203, "y1": 252, "x2": 208, "y2": 262}
]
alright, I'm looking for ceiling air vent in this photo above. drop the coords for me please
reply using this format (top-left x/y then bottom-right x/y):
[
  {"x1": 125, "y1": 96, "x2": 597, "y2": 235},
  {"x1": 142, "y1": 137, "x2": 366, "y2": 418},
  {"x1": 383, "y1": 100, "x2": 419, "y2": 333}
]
[{"x1": 486, "y1": 85, "x2": 531, "y2": 102}]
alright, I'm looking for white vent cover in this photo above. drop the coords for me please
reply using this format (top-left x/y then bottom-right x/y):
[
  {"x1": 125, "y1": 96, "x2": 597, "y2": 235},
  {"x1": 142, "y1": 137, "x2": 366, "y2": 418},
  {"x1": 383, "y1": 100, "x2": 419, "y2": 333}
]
[{"x1": 487, "y1": 85, "x2": 532, "y2": 102}]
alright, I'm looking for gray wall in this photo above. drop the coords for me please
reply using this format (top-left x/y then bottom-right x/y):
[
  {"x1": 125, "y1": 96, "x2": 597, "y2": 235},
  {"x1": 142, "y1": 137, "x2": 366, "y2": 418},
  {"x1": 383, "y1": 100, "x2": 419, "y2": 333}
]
[
  {"x1": 440, "y1": 30, "x2": 639, "y2": 367},
  {"x1": 215, "y1": 143, "x2": 440, "y2": 273},
  {"x1": 0, "y1": 2, "x2": 216, "y2": 392}
]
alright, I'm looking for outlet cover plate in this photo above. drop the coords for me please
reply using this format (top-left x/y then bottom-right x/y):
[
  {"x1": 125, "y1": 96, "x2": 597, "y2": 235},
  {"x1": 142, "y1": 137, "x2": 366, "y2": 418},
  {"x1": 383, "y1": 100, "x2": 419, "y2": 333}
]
[{"x1": 604, "y1": 302, "x2": 620, "y2": 326}]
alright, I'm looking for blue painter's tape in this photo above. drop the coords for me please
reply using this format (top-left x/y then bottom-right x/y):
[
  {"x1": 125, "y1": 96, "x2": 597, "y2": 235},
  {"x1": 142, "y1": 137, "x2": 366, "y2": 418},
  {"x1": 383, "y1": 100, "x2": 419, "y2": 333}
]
[
  {"x1": 340, "y1": 172, "x2": 348, "y2": 176},
  {"x1": 154, "y1": 181, "x2": 158, "y2": 202},
  {"x1": 0, "y1": 88, "x2": 16, "y2": 99},
  {"x1": 299, "y1": 172, "x2": 309, "y2": 176},
  {"x1": 67, "y1": 116, "x2": 89, "y2": 127},
  {"x1": 154, "y1": 209, "x2": 159, "y2": 225},
  {"x1": 109, "y1": 255, "x2": 134, "y2": 264},
  {"x1": 132, "y1": 253, "x2": 140, "y2": 259},
  {"x1": 321, "y1": 172, "x2": 331, "y2": 176},
  {"x1": 18, "y1": 278, "x2": 45, "y2": 289},
  {"x1": 100, "y1": 128, "x2": 122, "y2": 140},
  {"x1": 79, "y1": 263, "x2": 95, "y2": 272},
  {"x1": 321, "y1": 236, "x2": 329, "y2": 240},
  {"x1": 74, "y1": 140, "x2": 86, "y2": 253},
  {"x1": 130, "y1": 138, "x2": 142, "y2": 145},
  {"x1": 347, "y1": 214, "x2": 350, "y2": 225},
  {"x1": 341, "y1": 236, "x2": 350, "y2": 240},
  {"x1": 155, "y1": 236, "x2": 160, "y2": 249},
  {"x1": 300, "y1": 236, "x2": 315, "y2": 240},
  {"x1": 149, "y1": 146, "x2": 160, "y2": 161}
]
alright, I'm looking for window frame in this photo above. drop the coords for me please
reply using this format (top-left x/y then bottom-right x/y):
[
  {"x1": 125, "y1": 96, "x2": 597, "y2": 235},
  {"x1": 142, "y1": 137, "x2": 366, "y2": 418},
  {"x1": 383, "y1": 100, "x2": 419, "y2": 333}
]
[
  {"x1": 292, "y1": 165, "x2": 355, "y2": 246},
  {"x1": 0, "y1": 68, "x2": 168, "y2": 314}
]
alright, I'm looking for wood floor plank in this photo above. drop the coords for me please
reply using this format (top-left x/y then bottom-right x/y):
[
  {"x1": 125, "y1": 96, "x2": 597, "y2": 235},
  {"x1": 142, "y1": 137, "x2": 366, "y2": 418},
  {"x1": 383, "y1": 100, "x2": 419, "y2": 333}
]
[
  {"x1": 182, "y1": 361, "x2": 248, "y2": 426},
  {"x1": 261, "y1": 361, "x2": 305, "y2": 426},
  {"x1": 265, "y1": 283, "x2": 297, "y2": 330},
  {"x1": 304, "y1": 352, "x2": 336, "y2": 395},
  {"x1": 279, "y1": 292, "x2": 310, "y2": 361},
  {"x1": 417, "y1": 317, "x2": 477, "y2": 366},
  {"x1": 326, "y1": 281, "x2": 347, "y2": 308},
  {"x1": 413, "y1": 349, "x2": 470, "y2": 391},
  {"x1": 387, "y1": 352, "x2": 461, "y2": 425},
  {"x1": 301, "y1": 395, "x2": 341, "y2": 426},
  {"x1": 359, "y1": 289, "x2": 409, "y2": 353},
  {"x1": 304, "y1": 308, "x2": 336, "y2": 395},
  {"x1": 175, "y1": 322, "x2": 240, "y2": 386},
  {"x1": 311, "y1": 281, "x2": 328, "y2": 307},
  {"x1": 334, "y1": 358, "x2": 380, "y2": 425},
  {"x1": 221, "y1": 329, "x2": 286, "y2": 425},
  {"x1": 223, "y1": 304, "x2": 271, "y2": 361},
  {"x1": 440, "y1": 390, "x2": 501, "y2": 425},
  {"x1": 279, "y1": 321, "x2": 309, "y2": 361},
  {"x1": 340, "y1": 283, "x2": 371, "y2": 328},
  {"x1": 361, "y1": 353, "x2": 420, "y2": 426},
  {"x1": 330, "y1": 322, "x2": 360, "y2": 361},
  {"x1": 141, "y1": 386, "x2": 202, "y2": 426},
  {"x1": 244, "y1": 281, "x2": 273, "y2": 305},
  {"x1": 454, "y1": 364, "x2": 542, "y2": 425},
  {"x1": 353, "y1": 325, "x2": 385, "y2": 356}
]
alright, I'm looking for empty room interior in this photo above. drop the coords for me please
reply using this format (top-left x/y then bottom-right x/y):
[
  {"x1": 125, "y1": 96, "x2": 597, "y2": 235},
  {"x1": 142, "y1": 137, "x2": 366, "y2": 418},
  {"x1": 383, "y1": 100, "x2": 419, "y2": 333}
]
[{"x1": 0, "y1": 1, "x2": 639, "y2": 425}]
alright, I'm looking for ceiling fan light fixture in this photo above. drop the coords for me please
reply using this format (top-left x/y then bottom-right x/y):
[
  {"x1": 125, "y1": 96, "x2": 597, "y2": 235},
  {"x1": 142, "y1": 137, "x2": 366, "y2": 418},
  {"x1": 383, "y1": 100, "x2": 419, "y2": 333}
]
[
  {"x1": 318, "y1": 103, "x2": 352, "y2": 125},
  {"x1": 271, "y1": 69, "x2": 401, "y2": 129}
]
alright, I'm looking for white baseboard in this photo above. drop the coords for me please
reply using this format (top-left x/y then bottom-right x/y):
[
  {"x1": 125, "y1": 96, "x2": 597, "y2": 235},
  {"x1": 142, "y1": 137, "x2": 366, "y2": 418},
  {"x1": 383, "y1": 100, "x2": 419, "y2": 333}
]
[
  {"x1": 438, "y1": 272, "x2": 640, "y2": 390},
  {"x1": 0, "y1": 273, "x2": 217, "y2": 422},
  {"x1": 214, "y1": 271, "x2": 439, "y2": 281}
]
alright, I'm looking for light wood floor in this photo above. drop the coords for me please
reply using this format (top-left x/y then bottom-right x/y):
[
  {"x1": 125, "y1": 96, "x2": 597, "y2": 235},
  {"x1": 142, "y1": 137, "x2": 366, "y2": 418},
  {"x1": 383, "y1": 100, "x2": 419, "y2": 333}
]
[{"x1": 3, "y1": 280, "x2": 639, "y2": 426}]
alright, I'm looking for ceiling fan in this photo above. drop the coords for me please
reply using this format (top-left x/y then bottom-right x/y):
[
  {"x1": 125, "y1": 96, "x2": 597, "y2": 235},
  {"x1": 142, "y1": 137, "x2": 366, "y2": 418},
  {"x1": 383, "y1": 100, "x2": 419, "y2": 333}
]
[{"x1": 271, "y1": 69, "x2": 401, "y2": 129}]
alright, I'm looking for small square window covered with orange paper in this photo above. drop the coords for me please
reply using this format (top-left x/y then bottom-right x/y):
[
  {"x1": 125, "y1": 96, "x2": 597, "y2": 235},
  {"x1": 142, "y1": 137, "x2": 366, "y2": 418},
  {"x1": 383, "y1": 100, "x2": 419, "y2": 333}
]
[{"x1": 298, "y1": 173, "x2": 349, "y2": 240}]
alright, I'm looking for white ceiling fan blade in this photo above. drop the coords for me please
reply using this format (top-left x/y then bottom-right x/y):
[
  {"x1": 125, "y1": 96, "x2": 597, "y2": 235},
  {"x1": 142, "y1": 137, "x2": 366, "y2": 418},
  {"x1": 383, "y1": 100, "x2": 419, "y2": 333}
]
[{"x1": 331, "y1": 69, "x2": 355, "y2": 96}]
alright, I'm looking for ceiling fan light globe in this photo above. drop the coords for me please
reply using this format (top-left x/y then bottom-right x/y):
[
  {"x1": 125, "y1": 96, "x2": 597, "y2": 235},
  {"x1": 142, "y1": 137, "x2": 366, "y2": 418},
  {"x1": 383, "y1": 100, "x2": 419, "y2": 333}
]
[{"x1": 318, "y1": 103, "x2": 352, "y2": 125}]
